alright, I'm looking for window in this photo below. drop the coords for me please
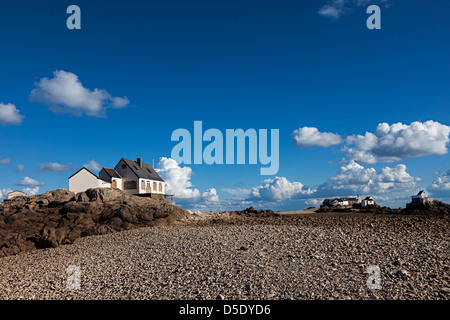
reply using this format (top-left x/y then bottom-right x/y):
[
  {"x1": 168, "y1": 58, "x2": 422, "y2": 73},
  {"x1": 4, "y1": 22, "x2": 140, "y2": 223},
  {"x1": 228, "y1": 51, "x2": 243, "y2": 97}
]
[
  {"x1": 153, "y1": 182, "x2": 157, "y2": 191},
  {"x1": 123, "y1": 181, "x2": 136, "y2": 190},
  {"x1": 159, "y1": 183, "x2": 162, "y2": 192},
  {"x1": 122, "y1": 164, "x2": 126, "y2": 169}
]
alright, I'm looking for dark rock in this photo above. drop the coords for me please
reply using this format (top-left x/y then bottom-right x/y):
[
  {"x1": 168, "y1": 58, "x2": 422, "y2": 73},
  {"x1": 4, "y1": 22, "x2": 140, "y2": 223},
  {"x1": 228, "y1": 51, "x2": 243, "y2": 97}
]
[{"x1": 0, "y1": 188, "x2": 189, "y2": 258}]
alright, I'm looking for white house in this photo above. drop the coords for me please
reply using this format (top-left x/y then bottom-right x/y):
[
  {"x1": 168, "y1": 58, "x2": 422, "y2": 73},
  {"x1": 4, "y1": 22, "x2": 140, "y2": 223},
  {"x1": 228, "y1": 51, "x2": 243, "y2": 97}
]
[
  {"x1": 69, "y1": 158, "x2": 166, "y2": 198},
  {"x1": 68, "y1": 167, "x2": 112, "y2": 193},
  {"x1": 361, "y1": 196, "x2": 375, "y2": 207},
  {"x1": 412, "y1": 190, "x2": 427, "y2": 199},
  {"x1": 7, "y1": 190, "x2": 27, "y2": 200},
  {"x1": 411, "y1": 190, "x2": 428, "y2": 204}
]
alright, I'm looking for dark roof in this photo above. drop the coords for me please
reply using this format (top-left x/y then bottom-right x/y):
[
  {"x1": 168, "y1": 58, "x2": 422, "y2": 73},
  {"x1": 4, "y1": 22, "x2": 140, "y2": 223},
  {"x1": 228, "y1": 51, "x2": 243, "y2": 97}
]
[
  {"x1": 418, "y1": 190, "x2": 426, "y2": 195},
  {"x1": 68, "y1": 167, "x2": 99, "y2": 180},
  {"x1": 102, "y1": 168, "x2": 122, "y2": 178},
  {"x1": 120, "y1": 158, "x2": 164, "y2": 182}
]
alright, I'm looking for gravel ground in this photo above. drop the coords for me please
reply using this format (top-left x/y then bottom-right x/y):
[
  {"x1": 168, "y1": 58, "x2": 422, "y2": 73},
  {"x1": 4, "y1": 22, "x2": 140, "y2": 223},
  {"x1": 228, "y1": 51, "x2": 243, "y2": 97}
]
[{"x1": 0, "y1": 213, "x2": 449, "y2": 300}]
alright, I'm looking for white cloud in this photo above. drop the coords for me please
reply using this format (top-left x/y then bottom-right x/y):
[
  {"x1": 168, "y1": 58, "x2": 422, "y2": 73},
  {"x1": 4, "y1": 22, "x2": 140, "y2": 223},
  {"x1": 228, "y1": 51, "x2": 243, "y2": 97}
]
[
  {"x1": 29, "y1": 70, "x2": 130, "y2": 117},
  {"x1": 0, "y1": 157, "x2": 12, "y2": 165},
  {"x1": 0, "y1": 188, "x2": 13, "y2": 201},
  {"x1": 156, "y1": 157, "x2": 201, "y2": 199},
  {"x1": 0, "y1": 103, "x2": 24, "y2": 125},
  {"x1": 291, "y1": 127, "x2": 343, "y2": 148},
  {"x1": 155, "y1": 157, "x2": 221, "y2": 209},
  {"x1": 249, "y1": 176, "x2": 315, "y2": 201},
  {"x1": 16, "y1": 177, "x2": 45, "y2": 187},
  {"x1": 22, "y1": 187, "x2": 40, "y2": 196},
  {"x1": 319, "y1": 0, "x2": 388, "y2": 20},
  {"x1": 200, "y1": 188, "x2": 220, "y2": 202},
  {"x1": 344, "y1": 121, "x2": 450, "y2": 164},
  {"x1": 84, "y1": 160, "x2": 101, "y2": 172},
  {"x1": 16, "y1": 164, "x2": 25, "y2": 172},
  {"x1": 428, "y1": 170, "x2": 450, "y2": 191},
  {"x1": 318, "y1": 160, "x2": 419, "y2": 195},
  {"x1": 110, "y1": 97, "x2": 130, "y2": 109},
  {"x1": 37, "y1": 162, "x2": 72, "y2": 173}
]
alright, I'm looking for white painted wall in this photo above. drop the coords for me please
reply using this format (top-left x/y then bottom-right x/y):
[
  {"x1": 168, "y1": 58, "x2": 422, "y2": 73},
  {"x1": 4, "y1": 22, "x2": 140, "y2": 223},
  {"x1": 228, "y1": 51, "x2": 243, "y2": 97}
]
[
  {"x1": 98, "y1": 169, "x2": 123, "y2": 190},
  {"x1": 362, "y1": 199, "x2": 374, "y2": 207},
  {"x1": 69, "y1": 168, "x2": 111, "y2": 193},
  {"x1": 140, "y1": 179, "x2": 165, "y2": 194},
  {"x1": 112, "y1": 178, "x2": 123, "y2": 190},
  {"x1": 8, "y1": 191, "x2": 27, "y2": 199}
]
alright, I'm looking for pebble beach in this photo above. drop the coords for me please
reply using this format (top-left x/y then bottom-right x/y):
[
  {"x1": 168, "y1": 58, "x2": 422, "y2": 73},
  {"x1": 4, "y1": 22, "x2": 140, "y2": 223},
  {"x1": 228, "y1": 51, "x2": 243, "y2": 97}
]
[{"x1": 0, "y1": 212, "x2": 448, "y2": 300}]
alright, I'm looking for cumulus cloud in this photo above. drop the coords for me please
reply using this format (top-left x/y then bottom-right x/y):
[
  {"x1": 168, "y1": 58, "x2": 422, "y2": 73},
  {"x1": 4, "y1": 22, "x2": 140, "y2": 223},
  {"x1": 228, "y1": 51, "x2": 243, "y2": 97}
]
[
  {"x1": 319, "y1": 0, "x2": 389, "y2": 20},
  {"x1": 156, "y1": 157, "x2": 201, "y2": 199},
  {"x1": 155, "y1": 157, "x2": 220, "y2": 208},
  {"x1": 37, "y1": 162, "x2": 72, "y2": 173},
  {"x1": 16, "y1": 177, "x2": 45, "y2": 187},
  {"x1": 0, "y1": 103, "x2": 24, "y2": 125},
  {"x1": 249, "y1": 176, "x2": 316, "y2": 201},
  {"x1": 84, "y1": 160, "x2": 101, "y2": 172},
  {"x1": 0, "y1": 157, "x2": 12, "y2": 165},
  {"x1": 0, "y1": 188, "x2": 13, "y2": 201},
  {"x1": 428, "y1": 170, "x2": 450, "y2": 193},
  {"x1": 344, "y1": 121, "x2": 450, "y2": 164},
  {"x1": 22, "y1": 187, "x2": 40, "y2": 196},
  {"x1": 29, "y1": 70, "x2": 130, "y2": 117},
  {"x1": 291, "y1": 127, "x2": 343, "y2": 148},
  {"x1": 318, "y1": 160, "x2": 419, "y2": 195}
]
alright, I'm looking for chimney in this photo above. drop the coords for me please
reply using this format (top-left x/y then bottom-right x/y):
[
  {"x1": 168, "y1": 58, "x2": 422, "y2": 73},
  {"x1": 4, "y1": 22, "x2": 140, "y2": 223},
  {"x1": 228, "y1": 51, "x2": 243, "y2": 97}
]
[{"x1": 137, "y1": 158, "x2": 143, "y2": 168}]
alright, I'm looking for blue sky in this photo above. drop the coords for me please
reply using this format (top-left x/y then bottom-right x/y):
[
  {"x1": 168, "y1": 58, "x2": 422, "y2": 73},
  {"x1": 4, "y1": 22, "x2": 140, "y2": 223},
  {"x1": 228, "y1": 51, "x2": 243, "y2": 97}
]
[{"x1": 1, "y1": 0, "x2": 449, "y2": 211}]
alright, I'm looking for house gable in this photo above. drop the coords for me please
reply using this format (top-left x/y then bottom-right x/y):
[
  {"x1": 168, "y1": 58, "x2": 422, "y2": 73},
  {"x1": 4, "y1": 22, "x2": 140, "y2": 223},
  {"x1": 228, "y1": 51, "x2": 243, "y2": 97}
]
[{"x1": 68, "y1": 167, "x2": 99, "y2": 180}]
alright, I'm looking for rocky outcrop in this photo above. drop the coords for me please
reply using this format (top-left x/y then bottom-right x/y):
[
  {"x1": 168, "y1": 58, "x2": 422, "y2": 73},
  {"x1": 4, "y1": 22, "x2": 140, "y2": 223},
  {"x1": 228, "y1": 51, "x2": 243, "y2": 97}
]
[
  {"x1": 404, "y1": 198, "x2": 450, "y2": 215},
  {"x1": 228, "y1": 207, "x2": 280, "y2": 217},
  {"x1": 0, "y1": 188, "x2": 188, "y2": 258}
]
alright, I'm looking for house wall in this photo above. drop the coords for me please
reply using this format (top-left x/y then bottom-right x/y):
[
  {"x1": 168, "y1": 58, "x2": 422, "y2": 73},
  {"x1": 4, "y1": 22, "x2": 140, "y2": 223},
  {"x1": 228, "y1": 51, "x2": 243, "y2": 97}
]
[
  {"x1": 138, "y1": 179, "x2": 165, "y2": 194},
  {"x1": 112, "y1": 178, "x2": 123, "y2": 190},
  {"x1": 115, "y1": 159, "x2": 139, "y2": 195},
  {"x1": 98, "y1": 169, "x2": 123, "y2": 190},
  {"x1": 362, "y1": 200, "x2": 374, "y2": 207},
  {"x1": 69, "y1": 169, "x2": 110, "y2": 193},
  {"x1": 8, "y1": 191, "x2": 27, "y2": 199}
]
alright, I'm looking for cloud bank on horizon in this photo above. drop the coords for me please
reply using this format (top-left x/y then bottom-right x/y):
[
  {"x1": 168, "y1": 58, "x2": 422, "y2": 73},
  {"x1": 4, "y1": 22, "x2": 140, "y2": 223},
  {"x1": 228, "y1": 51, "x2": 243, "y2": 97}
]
[
  {"x1": 1, "y1": 118, "x2": 450, "y2": 209},
  {"x1": 157, "y1": 119, "x2": 450, "y2": 210}
]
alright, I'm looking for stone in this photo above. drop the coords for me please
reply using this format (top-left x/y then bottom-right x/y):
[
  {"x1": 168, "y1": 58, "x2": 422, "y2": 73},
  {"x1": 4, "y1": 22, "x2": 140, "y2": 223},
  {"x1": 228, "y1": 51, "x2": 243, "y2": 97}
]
[
  {"x1": 396, "y1": 270, "x2": 409, "y2": 279},
  {"x1": 440, "y1": 287, "x2": 450, "y2": 294}
]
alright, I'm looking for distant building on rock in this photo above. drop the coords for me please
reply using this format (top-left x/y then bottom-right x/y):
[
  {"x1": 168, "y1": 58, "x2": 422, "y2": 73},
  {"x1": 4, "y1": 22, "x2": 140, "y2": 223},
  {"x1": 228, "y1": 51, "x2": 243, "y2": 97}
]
[
  {"x1": 322, "y1": 196, "x2": 361, "y2": 207},
  {"x1": 411, "y1": 190, "x2": 428, "y2": 205},
  {"x1": 361, "y1": 196, "x2": 375, "y2": 207},
  {"x1": 7, "y1": 190, "x2": 27, "y2": 200},
  {"x1": 68, "y1": 157, "x2": 167, "y2": 199}
]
